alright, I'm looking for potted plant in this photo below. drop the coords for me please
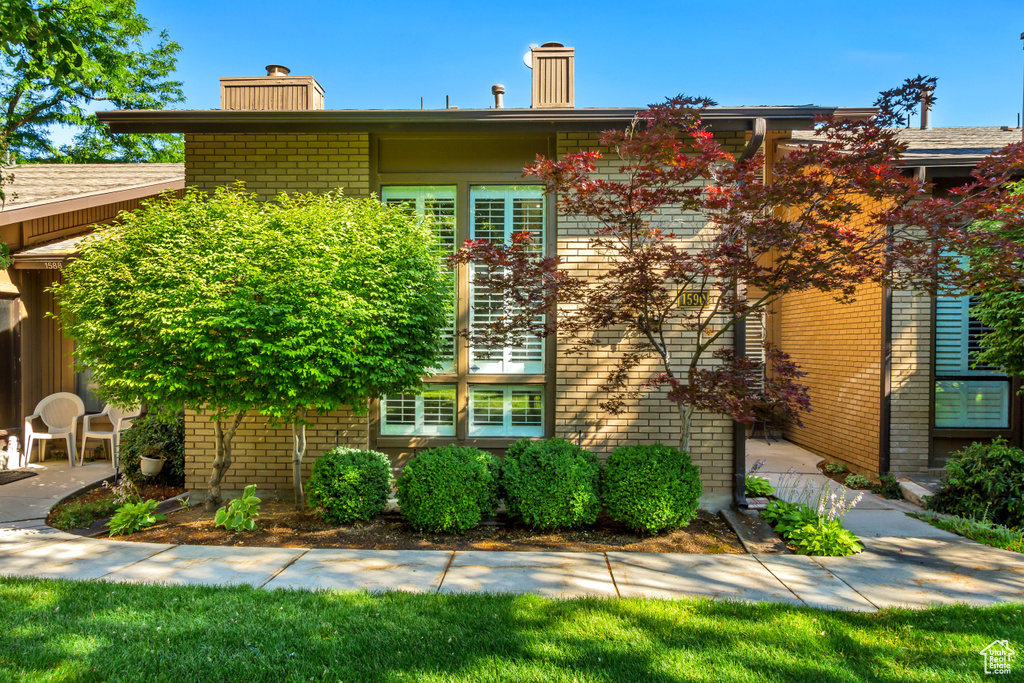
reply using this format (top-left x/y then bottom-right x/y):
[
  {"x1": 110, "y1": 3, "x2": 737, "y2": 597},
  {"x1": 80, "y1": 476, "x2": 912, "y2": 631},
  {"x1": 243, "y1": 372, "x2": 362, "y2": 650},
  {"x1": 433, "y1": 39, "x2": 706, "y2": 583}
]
[{"x1": 139, "y1": 446, "x2": 165, "y2": 476}]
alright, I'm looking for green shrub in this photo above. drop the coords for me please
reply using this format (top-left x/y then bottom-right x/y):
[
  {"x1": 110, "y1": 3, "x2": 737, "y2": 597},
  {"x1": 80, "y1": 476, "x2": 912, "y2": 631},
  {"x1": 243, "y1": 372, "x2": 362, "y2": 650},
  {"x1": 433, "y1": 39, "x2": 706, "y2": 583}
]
[
  {"x1": 787, "y1": 519, "x2": 864, "y2": 556},
  {"x1": 306, "y1": 447, "x2": 393, "y2": 524},
  {"x1": 396, "y1": 446, "x2": 499, "y2": 533},
  {"x1": 872, "y1": 473, "x2": 904, "y2": 500},
  {"x1": 51, "y1": 498, "x2": 118, "y2": 530},
  {"x1": 844, "y1": 474, "x2": 871, "y2": 490},
  {"x1": 824, "y1": 461, "x2": 848, "y2": 474},
  {"x1": 107, "y1": 499, "x2": 163, "y2": 536},
  {"x1": 215, "y1": 485, "x2": 261, "y2": 532},
  {"x1": 119, "y1": 412, "x2": 186, "y2": 486},
  {"x1": 914, "y1": 511, "x2": 1024, "y2": 553},
  {"x1": 500, "y1": 439, "x2": 601, "y2": 530},
  {"x1": 602, "y1": 444, "x2": 702, "y2": 534},
  {"x1": 927, "y1": 438, "x2": 1024, "y2": 528},
  {"x1": 745, "y1": 475, "x2": 775, "y2": 497}
]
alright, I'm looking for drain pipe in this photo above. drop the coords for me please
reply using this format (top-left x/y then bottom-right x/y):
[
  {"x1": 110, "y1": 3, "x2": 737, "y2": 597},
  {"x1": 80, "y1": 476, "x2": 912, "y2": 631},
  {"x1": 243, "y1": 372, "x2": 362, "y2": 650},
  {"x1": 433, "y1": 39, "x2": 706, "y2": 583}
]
[{"x1": 730, "y1": 119, "x2": 766, "y2": 509}]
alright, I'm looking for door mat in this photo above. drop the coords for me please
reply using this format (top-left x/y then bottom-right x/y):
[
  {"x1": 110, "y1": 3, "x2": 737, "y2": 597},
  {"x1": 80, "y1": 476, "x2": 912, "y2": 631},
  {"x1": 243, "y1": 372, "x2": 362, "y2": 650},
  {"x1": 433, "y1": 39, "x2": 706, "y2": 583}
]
[{"x1": 0, "y1": 470, "x2": 38, "y2": 485}]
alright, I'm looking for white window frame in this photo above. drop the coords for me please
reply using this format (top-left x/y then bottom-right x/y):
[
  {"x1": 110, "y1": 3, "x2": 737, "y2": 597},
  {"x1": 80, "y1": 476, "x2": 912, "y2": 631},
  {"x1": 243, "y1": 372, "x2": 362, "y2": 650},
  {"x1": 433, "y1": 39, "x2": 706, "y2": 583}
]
[
  {"x1": 381, "y1": 185, "x2": 457, "y2": 374},
  {"x1": 468, "y1": 385, "x2": 544, "y2": 437},
  {"x1": 469, "y1": 185, "x2": 546, "y2": 374},
  {"x1": 380, "y1": 386, "x2": 457, "y2": 436}
]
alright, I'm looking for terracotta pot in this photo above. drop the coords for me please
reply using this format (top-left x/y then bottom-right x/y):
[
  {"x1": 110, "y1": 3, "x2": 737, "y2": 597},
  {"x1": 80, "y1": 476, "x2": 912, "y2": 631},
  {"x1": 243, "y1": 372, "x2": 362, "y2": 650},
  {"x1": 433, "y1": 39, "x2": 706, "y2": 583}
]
[{"x1": 140, "y1": 455, "x2": 165, "y2": 476}]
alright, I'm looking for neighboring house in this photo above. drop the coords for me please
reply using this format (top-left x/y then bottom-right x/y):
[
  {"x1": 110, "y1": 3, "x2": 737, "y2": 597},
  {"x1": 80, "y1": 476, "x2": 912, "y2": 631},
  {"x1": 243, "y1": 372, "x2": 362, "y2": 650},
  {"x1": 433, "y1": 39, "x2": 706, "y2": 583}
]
[
  {"x1": 0, "y1": 163, "x2": 185, "y2": 451},
  {"x1": 774, "y1": 125, "x2": 1024, "y2": 477},
  {"x1": 97, "y1": 46, "x2": 868, "y2": 506}
]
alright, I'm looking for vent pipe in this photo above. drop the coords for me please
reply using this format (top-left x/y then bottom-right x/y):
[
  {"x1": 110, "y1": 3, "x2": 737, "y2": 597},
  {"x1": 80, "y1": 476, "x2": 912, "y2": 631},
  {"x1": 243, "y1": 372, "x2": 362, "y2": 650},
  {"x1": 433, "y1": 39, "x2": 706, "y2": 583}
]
[
  {"x1": 491, "y1": 84, "x2": 505, "y2": 109},
  {"x1": 266, "y1": 64, "x2": 290, "y2": 77}
]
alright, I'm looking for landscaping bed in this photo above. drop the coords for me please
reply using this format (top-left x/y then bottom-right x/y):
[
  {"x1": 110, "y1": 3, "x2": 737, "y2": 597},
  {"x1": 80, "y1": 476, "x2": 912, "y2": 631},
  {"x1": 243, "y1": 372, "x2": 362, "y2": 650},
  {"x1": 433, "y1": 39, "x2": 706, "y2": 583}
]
[
  {"x1": 47, "y1": 481, "x2": 185, "y2": 531},
  {"x1": 117, "y1": 500, "x2": 744, "y2": 553}
]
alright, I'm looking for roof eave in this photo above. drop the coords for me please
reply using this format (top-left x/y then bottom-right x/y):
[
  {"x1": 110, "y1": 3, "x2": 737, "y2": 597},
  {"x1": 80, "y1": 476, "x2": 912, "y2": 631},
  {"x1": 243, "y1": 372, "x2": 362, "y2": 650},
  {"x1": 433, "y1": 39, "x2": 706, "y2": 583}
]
[{"x1": 97, "y1": 106, "x2": 844, "y2": 135}]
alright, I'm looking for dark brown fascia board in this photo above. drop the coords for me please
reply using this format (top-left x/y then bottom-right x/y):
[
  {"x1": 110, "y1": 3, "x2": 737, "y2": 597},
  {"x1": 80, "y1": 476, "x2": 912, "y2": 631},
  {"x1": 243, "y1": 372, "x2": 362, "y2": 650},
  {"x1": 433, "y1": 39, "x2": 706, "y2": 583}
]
[
  {"x1": 97, "y1": 106, "x2": 843, "y2": 135},
  {"x1": 0, "y1": 179, "x2": 184, "y2": 226}
]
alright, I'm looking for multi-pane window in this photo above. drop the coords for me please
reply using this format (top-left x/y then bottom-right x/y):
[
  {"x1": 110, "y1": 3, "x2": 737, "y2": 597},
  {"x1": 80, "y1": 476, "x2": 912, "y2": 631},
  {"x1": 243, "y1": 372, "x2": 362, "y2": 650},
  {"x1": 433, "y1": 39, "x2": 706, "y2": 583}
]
[
  {"x1": 381, "y1": 186, "x2": 456, "y2": 372},
  {"x1": 934, "y1": 295, "x2": 1010, "y2": 429},
  {"x1": 469, "y1": 386, "x2": 544, "y2": 437},
  {"x1": 379, "y1": 184, "x2": 548, "y2": 440},
  {"x1": 380, "y1": 386, "x2": 456, "y2": 436},
  {"x1": 469, "y1": 186, "x2": 545, "y2": 374}
]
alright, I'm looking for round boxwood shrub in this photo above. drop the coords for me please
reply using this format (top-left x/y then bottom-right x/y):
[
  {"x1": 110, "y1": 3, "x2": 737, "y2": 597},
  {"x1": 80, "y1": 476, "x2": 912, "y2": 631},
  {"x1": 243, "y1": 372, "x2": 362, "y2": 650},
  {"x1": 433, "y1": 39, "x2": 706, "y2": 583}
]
[
  {"x1": 305, "y1": 447, "x2": 393, "y2": 524},
  {"x1": 928, "y1": 437, "x2": 1024, "y2": 527},
  {"x1": 603, "y1": 443, "x2": 702, "y2": 534},
  {"x1": 396, "y1": 446, "x2": 500, "y2": 533},
  {"x1": 501, "y1": 438, "x2": 601, "y2": 529},
  {"x1": 119, "y1": 411, "x2": 185, "y2": 486}
]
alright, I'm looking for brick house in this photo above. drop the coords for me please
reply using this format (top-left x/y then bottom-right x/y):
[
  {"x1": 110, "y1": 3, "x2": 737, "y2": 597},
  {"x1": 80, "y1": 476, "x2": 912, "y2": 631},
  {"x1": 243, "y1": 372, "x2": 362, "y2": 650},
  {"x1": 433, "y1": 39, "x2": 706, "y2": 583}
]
[
  {"x1": 98, "y1": 45, "x2": 996, "y2": 504},
  {"x1": 773, "y1": 125, "x2": 1024, "y2": 479}
]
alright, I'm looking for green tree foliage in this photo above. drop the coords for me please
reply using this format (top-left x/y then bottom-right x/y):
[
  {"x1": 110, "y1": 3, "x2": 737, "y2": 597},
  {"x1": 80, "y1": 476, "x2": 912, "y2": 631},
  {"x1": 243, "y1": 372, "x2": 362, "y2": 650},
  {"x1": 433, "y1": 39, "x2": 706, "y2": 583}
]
[
  {"x1": 54, "y1": 187, "x2": 451, "y2": 508},
  {"x1": 0, "y1": 0, "x2": 183, "y2": 163},
  {"x1": 973, "y1": 183, "x2": 1024, "y2": 378}
]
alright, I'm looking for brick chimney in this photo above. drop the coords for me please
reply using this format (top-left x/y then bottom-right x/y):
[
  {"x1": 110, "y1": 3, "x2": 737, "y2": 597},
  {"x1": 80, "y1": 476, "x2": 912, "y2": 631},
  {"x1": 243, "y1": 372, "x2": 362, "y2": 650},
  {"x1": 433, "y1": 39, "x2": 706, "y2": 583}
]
[
  {"x1": 220, "y1": 65, "x2": 325, "y2": 110},
  {"x1": 529, "y1": 43, "x2": 574, "y2": 109}
]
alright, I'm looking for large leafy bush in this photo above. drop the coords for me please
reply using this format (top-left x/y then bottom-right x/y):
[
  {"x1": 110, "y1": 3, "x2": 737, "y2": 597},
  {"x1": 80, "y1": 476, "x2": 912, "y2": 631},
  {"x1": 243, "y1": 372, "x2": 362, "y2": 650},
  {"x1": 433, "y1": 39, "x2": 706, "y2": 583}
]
[
  {"x1": 119, "y1": 411, "x2": 185, "y2": 485},
  {"x1": 396, "y1": 446, "x2": 499, "y2": 533},
  {"x1": 501, "y1": 438, "x2": 601, "y2": 530},
  {"x1": 928, "y1": 438, "x2": 1024, "y2": 527},
  {"x1": 307, "y1": 447, "x2": 393, "y2": 524},
  {"x1": 602, "y1": 444, "x2": 702, "y2": 534}
]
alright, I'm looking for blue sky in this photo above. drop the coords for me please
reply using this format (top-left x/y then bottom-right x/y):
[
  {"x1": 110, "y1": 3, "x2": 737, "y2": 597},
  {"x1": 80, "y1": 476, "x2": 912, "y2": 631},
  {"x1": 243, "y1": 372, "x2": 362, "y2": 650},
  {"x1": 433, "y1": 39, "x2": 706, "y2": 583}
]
[{"x1": 131, "y1": 0, "x2": 1024, "y2": 127}]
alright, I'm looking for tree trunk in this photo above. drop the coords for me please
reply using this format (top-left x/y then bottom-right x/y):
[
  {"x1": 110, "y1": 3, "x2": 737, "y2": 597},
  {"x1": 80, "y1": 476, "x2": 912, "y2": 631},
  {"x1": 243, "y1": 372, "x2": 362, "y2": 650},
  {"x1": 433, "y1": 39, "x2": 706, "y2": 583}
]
[
  {"x1": 291, "y1": 408, "x2": 308, "y2": 509},
  {"x1": 205, "y1": 412, "x2": 245, "y2": 512},
  {"x1": 678, "y1": 403, "x2": 694, "y2": 454}
]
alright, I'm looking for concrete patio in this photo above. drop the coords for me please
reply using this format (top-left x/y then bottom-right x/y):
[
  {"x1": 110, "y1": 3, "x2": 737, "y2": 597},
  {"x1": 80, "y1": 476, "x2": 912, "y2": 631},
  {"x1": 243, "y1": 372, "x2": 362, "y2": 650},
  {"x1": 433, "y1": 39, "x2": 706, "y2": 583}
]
[{"x1": 0, "y1": 460, "x2": 114, "y2": 523}]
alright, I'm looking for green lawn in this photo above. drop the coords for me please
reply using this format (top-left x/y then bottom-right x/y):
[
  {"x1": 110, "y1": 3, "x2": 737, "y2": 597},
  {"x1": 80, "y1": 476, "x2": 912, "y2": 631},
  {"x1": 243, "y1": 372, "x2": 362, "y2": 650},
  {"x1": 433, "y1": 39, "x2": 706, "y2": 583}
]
[{"x1": 0, "y1": 577, "x2": 1019, "y2": 682}]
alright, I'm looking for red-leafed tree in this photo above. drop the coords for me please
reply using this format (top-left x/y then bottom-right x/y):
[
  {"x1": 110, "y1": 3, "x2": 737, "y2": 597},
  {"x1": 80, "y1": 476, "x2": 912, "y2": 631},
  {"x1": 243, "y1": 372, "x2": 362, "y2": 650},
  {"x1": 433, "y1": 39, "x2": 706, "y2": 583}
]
[{"x1": 453, "y1": 96, "x2": 1024, "y2": 453}]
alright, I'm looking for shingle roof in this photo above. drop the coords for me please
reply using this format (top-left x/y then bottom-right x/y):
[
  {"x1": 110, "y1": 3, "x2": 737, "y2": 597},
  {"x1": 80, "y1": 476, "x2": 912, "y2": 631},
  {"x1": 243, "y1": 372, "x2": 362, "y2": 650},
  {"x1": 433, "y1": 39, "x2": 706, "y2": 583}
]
[
  {"x1": 14, "y1": 233, "x2": 94, "y2": 257},
  {"x1": 0, "y1": 163, "x2": 183, "y2": 209},
  {"x1": 787, "y1": 126, "x2": 1023, "y2": 167}
]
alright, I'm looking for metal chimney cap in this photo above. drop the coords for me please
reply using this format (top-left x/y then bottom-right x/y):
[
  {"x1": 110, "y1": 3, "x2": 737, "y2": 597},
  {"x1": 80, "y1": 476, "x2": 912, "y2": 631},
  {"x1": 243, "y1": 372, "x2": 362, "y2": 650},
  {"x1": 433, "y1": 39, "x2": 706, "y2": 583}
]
[
  {"x1": 265, "y1": 64, "x2": 290, "y2": 77},
  {"x1": 491, "y1": 84, "x2": 506, "y2": 95},
  {"x1": 540, "y1": 42, "x2": 564, "y2": 48}
]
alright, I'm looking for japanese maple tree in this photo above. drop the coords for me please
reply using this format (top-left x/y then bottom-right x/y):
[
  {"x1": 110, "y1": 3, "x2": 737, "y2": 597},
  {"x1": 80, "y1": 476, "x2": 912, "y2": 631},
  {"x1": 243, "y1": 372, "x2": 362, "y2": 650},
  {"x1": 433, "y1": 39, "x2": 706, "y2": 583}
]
[{"x1": 454, "y1": 96, "x2": 1024, "y2": 453}]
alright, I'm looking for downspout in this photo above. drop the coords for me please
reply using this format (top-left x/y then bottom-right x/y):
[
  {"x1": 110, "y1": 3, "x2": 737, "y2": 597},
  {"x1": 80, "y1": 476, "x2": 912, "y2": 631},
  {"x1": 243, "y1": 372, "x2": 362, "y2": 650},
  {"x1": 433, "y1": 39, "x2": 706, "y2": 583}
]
[{"x1": 732, "y1": 117, "x2": 767, "y2": 508}]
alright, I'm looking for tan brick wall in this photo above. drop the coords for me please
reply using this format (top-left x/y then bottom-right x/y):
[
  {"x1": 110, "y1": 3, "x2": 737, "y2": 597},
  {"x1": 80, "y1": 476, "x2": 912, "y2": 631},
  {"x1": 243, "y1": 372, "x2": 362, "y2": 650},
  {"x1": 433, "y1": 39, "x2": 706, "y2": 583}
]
[
  {"x1": 778, "y1": 283, "x2": 883, "y2": 474},
  {"x1": 182, "y1": 129, "x2": 748, "y2": 498},
  {"x1": 185, "y1": 409, "x2": 368, "y2": 495},
  {"x1": 889, "y1": 290, "x2": 932, "y2": 475},
  {"x1": 184, "y1": 133, "x2": 370, "y2": 200},
  {"x1": 553, "y1": 132, "x2": 744, "y2": 495}
]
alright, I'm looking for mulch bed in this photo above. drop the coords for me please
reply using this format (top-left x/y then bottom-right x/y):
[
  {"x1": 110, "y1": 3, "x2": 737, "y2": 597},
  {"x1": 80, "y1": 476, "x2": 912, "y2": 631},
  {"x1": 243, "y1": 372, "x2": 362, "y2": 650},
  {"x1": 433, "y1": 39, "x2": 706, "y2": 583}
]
[
  {"x1": 120, "y1": 501, "x2": 746, "y2": 554},
  {"x1": 46, "y1": 481, "x2": 186, "y2": 528},
  {"x1": 816, "y1": 463, "x2": 873, "y2": 490}
]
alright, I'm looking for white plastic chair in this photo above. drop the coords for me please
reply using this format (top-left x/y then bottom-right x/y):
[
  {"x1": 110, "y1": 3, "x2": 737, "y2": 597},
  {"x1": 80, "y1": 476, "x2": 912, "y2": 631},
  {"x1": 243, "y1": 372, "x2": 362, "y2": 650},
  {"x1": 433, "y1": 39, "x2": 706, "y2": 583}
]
[
  {"x1": 23, "y1": 393, "x2": 85, "y2": 467},
  {"x1": 80, "y1": 404, "x2": 141, "y2": 470}
]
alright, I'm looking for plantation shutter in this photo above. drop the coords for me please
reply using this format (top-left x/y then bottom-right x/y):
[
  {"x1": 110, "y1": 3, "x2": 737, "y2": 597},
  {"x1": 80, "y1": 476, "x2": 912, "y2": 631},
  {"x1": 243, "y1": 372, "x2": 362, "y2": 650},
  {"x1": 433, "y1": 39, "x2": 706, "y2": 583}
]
[
  {"x1": 468, "y1": 186, "x2": 545, "y2": 374},
  {"x1": 934, "y1": 294, "x2": 1009, "y2": 428},
  {"x1": 381, "y1": 186, "x2": 457, "y2": 373}
]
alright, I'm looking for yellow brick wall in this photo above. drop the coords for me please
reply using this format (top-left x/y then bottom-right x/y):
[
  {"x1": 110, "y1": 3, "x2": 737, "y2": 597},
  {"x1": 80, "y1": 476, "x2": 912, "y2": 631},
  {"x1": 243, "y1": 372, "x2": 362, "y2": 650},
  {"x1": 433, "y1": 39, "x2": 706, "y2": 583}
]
[
  {"x1": 183, "y1": 129, "x2": 749, "y2": 498},
  {"x1": 185, "y1": 409, "x2": 368, "y2": 496},
  {"x1": 184, "y1": 133, "x2": 370, "y2": 200},
  {"x1": 553, "y1": 132, "x2": 747, "y2": 495},
  {"x1": 889, "y1": 290, "x2": 932, "y2": 475},
  {"x1": 778, "y1": 283, "x2": 883, "y2": 474}
]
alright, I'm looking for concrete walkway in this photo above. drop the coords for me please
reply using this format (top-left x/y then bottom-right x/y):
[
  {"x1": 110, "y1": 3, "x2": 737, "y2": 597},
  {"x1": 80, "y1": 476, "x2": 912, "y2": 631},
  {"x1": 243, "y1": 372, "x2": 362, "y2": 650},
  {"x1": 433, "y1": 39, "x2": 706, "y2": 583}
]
[
  {"x1": 1, "y1": 441, "x2": 1022, "y2": 611},
  {"x1": 0, "y1": 460, "x2": 114, "y2": 523}
]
